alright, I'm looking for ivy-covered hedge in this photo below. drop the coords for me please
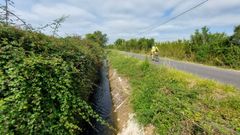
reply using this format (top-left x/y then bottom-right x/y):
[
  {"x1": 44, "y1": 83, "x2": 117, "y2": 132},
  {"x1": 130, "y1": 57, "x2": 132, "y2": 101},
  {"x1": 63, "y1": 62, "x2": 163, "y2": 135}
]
[{"x1": 0, "y1": 25, "x2": 104, "y2": 134}]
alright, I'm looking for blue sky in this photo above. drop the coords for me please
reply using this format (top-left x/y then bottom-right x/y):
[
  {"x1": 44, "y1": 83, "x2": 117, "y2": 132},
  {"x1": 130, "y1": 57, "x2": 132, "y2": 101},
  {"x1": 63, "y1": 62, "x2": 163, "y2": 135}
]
[{"x1": 2, "y1": 0, "x2": 240, "y2": 43}]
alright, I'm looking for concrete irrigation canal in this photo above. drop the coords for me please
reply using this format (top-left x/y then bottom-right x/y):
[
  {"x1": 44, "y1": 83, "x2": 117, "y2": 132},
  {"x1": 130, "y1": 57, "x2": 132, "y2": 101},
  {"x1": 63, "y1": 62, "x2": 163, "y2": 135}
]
[
  {"x1": 88, "y1": 60, "x2": 115, "y2": 135},
  {"x1": 88, "y1": 59, "x2": 154, "y2": 135}
]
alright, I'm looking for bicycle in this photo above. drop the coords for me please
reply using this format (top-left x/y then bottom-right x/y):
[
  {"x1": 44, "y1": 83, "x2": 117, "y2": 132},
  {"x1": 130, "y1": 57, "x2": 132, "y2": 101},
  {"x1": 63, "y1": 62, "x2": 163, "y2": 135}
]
[{"x1": 151, "y1": 52, "x2": 159, "y2": 62}]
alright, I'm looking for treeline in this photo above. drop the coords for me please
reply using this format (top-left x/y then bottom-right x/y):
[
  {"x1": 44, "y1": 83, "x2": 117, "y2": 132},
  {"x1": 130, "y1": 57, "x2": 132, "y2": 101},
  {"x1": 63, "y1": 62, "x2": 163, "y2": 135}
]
[
  {"x1": 0, "y1": 24, "x2": 108, "y2": 134},
  {"x1": 111, "y1": 38, "x2": 155, "y2": 53},
  {"x1": 109, "y1": 26, "x2": 240, "y2": 69}
]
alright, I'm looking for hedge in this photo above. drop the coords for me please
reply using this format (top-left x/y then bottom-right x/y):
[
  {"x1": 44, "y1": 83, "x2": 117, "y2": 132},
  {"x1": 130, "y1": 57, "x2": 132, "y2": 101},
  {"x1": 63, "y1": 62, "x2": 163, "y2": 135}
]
[{"x1": 0, "y1": 25, "x2": 104, "y2": 134}]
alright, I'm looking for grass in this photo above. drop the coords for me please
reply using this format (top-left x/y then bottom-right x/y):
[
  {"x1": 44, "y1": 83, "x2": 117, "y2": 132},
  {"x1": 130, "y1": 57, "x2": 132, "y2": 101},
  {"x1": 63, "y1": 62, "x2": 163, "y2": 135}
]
[{"x1": 108, "y1": 50, "x2": 240, "y2": 135}]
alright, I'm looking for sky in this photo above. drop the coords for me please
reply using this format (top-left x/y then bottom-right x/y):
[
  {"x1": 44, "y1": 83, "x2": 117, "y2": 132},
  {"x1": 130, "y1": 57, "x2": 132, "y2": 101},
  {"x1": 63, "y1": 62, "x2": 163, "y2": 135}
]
[{"x1": 2, "y1": 0, "x2": 240, "y2": 43}]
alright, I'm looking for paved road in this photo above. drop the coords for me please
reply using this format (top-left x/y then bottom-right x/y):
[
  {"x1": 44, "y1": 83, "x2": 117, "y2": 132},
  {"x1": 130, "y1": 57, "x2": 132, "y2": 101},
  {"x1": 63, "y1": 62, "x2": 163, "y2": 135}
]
[{"x1": 121, "y1": 51, "x2": 240, "y2": 89}]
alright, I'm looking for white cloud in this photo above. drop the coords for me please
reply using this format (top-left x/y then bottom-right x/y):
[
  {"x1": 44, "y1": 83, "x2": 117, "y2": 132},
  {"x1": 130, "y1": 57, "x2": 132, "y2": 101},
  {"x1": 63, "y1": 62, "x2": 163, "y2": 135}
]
[
  {"x1": 103, "y1": 19, "x2": 148, "y2": 33},
  {"x1": 32, "y1": 3, "x2": 96, "y2": 20},
  {"x1": 9, "y1": 0, "x2": 240, "y2": 42}
]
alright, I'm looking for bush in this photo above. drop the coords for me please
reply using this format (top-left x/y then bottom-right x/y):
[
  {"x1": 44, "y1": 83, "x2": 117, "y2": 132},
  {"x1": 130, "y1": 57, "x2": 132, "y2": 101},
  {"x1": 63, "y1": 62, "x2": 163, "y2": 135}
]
[
  {"x1": 157, "y1": 40, "x2": 187, "y2": 60},
  {"x1": 0, "y1": 25, "x2": 105, "y2": 134}
]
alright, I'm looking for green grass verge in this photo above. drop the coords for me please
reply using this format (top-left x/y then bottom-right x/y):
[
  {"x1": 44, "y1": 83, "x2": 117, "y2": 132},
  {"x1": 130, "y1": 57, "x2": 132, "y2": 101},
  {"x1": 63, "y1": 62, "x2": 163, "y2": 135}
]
[{"x1": 108, "y1": 50, "x2": 240, "y2": 135}]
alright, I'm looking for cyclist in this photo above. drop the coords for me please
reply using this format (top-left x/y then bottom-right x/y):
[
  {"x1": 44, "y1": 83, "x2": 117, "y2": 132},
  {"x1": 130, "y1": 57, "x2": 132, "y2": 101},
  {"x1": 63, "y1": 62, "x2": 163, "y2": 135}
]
[{"x1": 151, "y1": 45, "x2": 159, "y2": 61}]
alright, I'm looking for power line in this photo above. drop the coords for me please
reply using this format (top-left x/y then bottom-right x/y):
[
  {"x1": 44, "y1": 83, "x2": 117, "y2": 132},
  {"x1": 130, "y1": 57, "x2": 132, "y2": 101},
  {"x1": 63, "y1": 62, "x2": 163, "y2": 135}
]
[{"x1": 135, "y1": 0, "x2": 208, "y2": 36}]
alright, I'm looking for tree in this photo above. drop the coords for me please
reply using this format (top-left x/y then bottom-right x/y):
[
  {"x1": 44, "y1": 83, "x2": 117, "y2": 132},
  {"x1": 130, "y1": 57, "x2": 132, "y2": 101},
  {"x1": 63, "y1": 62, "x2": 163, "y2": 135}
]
[
  {"x1": 86, "y1": 31, "x2": 108, "y2": 47},
  {"x1": 0, "y1": 1, "x2": 67, "y2": 32},
  {"x1": 190, "y1": 26, "x2": 210, "y2": 45},
  {"x1": 36, "y1": 15, "x2": 69, "y2": 36},
  {"x1": 114, "y1": 38, "x2": 125, "y2": 46},
  {"x1": 0, "y1": 0, "x2": 33, "y2": 29},
  {"x1": 230, "y1": 25, "x2": 240, "y2": 45},
  {"x1": 0, "y1": 0, "x2": 14, "y2": 25},
  {"x1": 51, "y1": 15, "x2": 68, "y2": 36},
  {"x1": 3, "y1": 0, "x2": 12, "y2": 25}
]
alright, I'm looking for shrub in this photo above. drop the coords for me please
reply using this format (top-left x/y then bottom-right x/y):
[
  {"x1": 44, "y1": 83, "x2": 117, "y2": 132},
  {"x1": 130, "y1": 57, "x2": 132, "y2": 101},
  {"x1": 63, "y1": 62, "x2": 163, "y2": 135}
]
[{"x1": 0, "y1": 25, "x2": 105, "y2": 134}]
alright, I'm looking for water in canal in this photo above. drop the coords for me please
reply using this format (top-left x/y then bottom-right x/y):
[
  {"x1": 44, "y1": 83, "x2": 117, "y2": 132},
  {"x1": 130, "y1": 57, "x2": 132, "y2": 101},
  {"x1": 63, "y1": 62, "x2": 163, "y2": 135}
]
[{"x1": 87, "y1": 60, "x2": 115, "y2": 135}]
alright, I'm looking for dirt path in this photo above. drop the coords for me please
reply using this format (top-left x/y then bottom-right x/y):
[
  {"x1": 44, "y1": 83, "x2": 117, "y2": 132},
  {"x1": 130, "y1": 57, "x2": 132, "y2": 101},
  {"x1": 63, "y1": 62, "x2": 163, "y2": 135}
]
[{"x1": 108, "y1": 68, "x2": 155, "y2": 135}]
